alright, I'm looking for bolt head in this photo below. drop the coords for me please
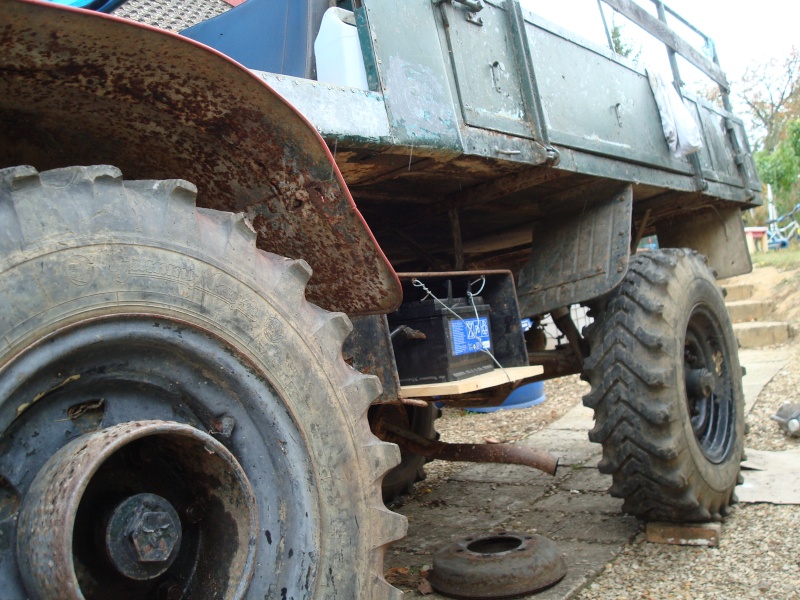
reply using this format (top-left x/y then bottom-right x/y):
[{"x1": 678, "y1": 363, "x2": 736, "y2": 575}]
[
  {"x1": 105, "y1": 493, "x2": 183, "y2": 579},
  {"x1": 131, "y1": 511, "x2": 181, "y2": 562}
]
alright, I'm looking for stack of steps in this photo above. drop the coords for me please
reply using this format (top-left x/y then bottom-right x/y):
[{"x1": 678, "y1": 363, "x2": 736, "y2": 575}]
[{"x1": 724, "y1": 283, "x2": 791, "y2": 348}]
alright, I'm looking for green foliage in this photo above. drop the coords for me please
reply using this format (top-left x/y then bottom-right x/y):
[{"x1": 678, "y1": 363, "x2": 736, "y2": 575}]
[
  {"x1": 611, "y1": 23, "x2": 632, "y2": 58},
  {"x1": 753, "y1": 117, "x2": 800, "y2": 218},
  {"x1": 610, "y1": 17, "x2": 639, "y2": 62},
  {"x1": 789, "y1": 120, "x2": 800, "y2": 156},
  {"x1": 755, "y1": 140, "x2": 799, "y2": 193}
]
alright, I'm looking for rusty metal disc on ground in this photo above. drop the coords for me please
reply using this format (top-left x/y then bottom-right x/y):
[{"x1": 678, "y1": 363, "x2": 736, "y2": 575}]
[{"x1": 428, "y1": 532, "x2": 567, "y2": 599}]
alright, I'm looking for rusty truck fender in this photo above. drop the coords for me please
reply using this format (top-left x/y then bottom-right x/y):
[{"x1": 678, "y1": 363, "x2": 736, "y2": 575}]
[{"x1": 0, "y1": 0, "x2": 401, "y2": 315}]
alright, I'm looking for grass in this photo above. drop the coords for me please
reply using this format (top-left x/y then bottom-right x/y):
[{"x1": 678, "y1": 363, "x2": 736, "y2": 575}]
[{"x1": 752, "y1": 247, "x2": 800, "y2": 270}]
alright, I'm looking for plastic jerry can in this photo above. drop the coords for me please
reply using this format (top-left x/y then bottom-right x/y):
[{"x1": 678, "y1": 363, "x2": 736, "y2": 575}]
[{"x1": 314, "y1": 7, "x2": 369, "y2": 90}]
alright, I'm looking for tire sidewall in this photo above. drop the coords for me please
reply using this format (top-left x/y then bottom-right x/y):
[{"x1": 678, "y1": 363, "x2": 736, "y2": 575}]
[{"x1": 0, "y1": 234, "x2": 370, "y2": 597}]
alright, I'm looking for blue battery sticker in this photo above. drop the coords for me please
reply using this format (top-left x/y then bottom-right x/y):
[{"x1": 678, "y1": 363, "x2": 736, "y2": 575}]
[{"x1": 450, "y1": 317, "x2": 491, "y2": 356}]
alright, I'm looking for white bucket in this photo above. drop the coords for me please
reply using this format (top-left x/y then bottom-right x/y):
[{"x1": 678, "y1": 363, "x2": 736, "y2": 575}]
[{"x1": 314, "y1": 7, "x2": 369, "y2": 90}]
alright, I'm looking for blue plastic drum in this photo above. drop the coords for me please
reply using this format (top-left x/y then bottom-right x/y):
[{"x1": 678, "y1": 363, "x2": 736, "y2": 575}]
[{"x1": 467, "y1": 381, "x2": 546, "y2": 413}]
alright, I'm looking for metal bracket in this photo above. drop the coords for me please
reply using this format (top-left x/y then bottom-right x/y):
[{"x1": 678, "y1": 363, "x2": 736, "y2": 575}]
[{"x1": 433, "y1": 0, "x2": 484, "y2": 25}]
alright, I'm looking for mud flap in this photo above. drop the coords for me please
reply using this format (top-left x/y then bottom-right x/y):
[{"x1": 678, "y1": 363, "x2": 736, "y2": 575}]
[
  {"x1": 517, "y1": 184, "x2": 632, "y2": 317},
  {"x1": 656, "y1": 206, "x2": 752, "y2": 279}
]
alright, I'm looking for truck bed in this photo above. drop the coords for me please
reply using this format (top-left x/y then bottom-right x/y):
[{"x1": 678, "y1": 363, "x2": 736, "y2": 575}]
[
  {"x1": 115, "y1": 0, "x2": 760, "y2": 275},
  {"x1": 254, "y1": 0, "x2": 759, "y2": 273}
]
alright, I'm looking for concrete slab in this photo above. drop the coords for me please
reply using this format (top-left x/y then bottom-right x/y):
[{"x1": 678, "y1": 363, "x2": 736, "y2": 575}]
[
  {"x1": 450, "y1": 462, "x2": 564, "y2": 485},
  {"x1": 419, "y1": 481, "x2": 552, "y2": 511},
  {"x1": 550, "y1": 403, "x2": 595, "y2": 431},
  {"x1": 739, "y1": 348, "x2": 790, "y2": 413},
  {"x1": 725, "y1": 300, "x2": 773, "y2": 323},
  {"x1": 726, "y1": 299, "x2": 773, "y2": 323},
  {"x1": 733, "y1": 321, "x2": 790, "y2": 348},
  {"x1": 529, "y1": 541, "x2": 622, "y2": 600},
  {"x1": 558, "y1": 466, "x2": 612, "y2": 493},
  {"x1": 532, "y1": 511, "x2": 641, "y2": 544},
  {"x1": 534, "y1": 490, "x2": 623, "y2": 514},
  {"x1": 519, "y1": 428, "x2": 601, "y2": 467},
  {"x1": 723, "y1": 283, "x2": 754, "y2": 302},
  {"x1": 739, "y1": 448, "x2": 800, "y2": 504}
]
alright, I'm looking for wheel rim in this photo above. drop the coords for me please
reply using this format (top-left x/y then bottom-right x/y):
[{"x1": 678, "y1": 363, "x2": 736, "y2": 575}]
[
  {"x1": 0, "y1": 315, "x2": 318, "y2": 599},
  {"x1": 683, "y1": 304, "x2": 736, "y2": 464}
]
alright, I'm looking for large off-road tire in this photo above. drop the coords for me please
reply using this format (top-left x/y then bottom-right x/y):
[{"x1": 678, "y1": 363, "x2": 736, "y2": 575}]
[
  {"x1": 582, "y1": 248, "x2": 744, "y2": 522},
  {"x1": 370, "y1": 404, "x2": 441, "y2": 501},
  {"x1": 0, "y1": 166, "x2": 405, "y2": 599}
]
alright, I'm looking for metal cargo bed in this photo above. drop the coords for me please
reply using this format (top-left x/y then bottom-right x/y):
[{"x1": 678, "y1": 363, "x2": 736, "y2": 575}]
[{"x1": 249, "y1": 0, "x2": 760, "y2": 273}]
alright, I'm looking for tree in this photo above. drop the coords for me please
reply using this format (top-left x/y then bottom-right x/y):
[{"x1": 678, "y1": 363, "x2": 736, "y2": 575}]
[
  {"x1": 739, "y1": 47, "x2": 800, "y2": 152},
  {"x1": 610, "y1": 16, "x2": 639, "y2": 62},
  {"x1": 740, "y1": 49, "x2": 800, "y2": 219}
]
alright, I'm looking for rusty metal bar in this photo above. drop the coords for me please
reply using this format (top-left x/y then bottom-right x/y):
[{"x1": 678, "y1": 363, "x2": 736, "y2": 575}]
[{"x1": 383, "y1": 423, "x2": 559, "y2": 476}]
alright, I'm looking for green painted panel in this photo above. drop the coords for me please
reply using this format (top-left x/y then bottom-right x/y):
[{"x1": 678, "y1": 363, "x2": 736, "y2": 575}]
[
  {"x1": 362, "y1": 0, "x2": 462, "y2": 150},
  {"x1": 439, "y1": 0, "x2": 533, "y2": 138}
]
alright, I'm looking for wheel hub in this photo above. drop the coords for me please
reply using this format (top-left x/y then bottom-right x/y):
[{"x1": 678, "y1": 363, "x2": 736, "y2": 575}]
[{"x1": 15, "y1": 421, "x2": 257, "y2": 600}]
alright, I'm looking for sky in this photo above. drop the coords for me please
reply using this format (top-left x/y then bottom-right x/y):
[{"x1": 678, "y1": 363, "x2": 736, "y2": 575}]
[{"x1": 520, "y1": 0, "x2": 799, "y2": 89}]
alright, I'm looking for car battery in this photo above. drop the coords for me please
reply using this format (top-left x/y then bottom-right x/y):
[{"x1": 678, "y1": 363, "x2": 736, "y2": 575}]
[{"x1": 388, "y1": 296, "x2": 494, "y2": 385}]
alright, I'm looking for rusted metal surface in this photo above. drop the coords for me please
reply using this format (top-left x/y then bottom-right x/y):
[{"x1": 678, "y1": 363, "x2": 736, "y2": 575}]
[
  {"x1": 342, "y1": 314, "x2": 401, "y2": 404},
  {"x1": 381, "y1": 422, "x2": 558, "y2": 476},
  {"x1": 429, "y1": 532, "x2": 567, "y2": 599},
  {"x1": 16, "y1": 420, "x2": 257, "y2": 600},
  {"x1": 527, "y1": 349, "x2": 582, "y2": 382},
  {"x1": 0, "y1": 0, "x2": 400, "y2": 315}
]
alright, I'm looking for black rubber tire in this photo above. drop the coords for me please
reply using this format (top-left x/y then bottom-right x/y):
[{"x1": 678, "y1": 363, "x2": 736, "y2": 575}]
[
  {"x1": 0, "y1": 166, "x2": 405, "y2": 599},
  {"x1": 582, "y1": 248, "x2": 744, "y2": 522},
  {"x1": 373, "y1": 404, "x2": 441, "y2": 501}
]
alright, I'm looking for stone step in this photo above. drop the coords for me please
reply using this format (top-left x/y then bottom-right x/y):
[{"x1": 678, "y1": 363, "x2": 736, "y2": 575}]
[
  {"x1": 723, "y1": 283, "x2": 754, "y2": 302},
  {"x1": 726, "y1": 299, "x2": 774, "y2": 323},
  {"x1": 733, "y1": 321, "x2": 791, "y2": 348}
]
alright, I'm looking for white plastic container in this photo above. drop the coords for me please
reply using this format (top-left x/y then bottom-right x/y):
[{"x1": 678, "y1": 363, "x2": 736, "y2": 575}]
[{"x1": 314, "y1": 7, "x2": 369, "y2": 91}]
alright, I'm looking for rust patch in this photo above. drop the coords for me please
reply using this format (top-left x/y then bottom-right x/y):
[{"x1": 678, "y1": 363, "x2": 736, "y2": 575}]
[{"x1": 0, "y1": 0, "x2": 401, "y2": 315}]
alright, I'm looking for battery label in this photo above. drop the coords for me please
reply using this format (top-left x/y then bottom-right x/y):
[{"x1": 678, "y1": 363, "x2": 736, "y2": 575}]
[{"x1": 450, "y1": 317, "x2": 491, "y2": 356}]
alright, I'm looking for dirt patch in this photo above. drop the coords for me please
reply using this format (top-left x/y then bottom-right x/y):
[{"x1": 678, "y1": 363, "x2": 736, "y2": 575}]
[{"x1": 725, "y1": 263, "x2": 800, "y2": 324}]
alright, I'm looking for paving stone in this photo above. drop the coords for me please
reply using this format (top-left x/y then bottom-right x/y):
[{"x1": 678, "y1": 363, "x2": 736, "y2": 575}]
[
  {"x1": 558, "y1": 466, "x2": 612, "y2": 493},
  {"x1": 418, "y1": 481, "x2": 551, "y2": 510},
  {"x1": 396, "y1": 502, "x2": 511, "y2": 552},
  {"x1": 519, "y1": 429, "x2": 601, "y2": 467},
  {"x1": 550, "y1": 403, "x2": 595, "y2": 431},
  {"x1": 534, "y1": 490, "x2": 623, "y2": 515},
  {"x1": 537, "y1": 512, "x2": 642, "y2": 544},
  {"x1": 450, "y1": 462, "x2": 563, "y2": 485},
  {"x1": 527, "y1": 540, "x2": 623, "y2": 600}
]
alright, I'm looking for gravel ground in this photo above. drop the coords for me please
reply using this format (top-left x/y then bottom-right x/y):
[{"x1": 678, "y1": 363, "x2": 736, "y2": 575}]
[
  {"x1": 576, "y1": 335, "x2": 800, "y2": 600},
  {"x1": 399, "y1": 263, "x2": 800, "y2": 599},
  {"x1": 746, "y1": 341, "x2": 800, "y2": 452}
]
